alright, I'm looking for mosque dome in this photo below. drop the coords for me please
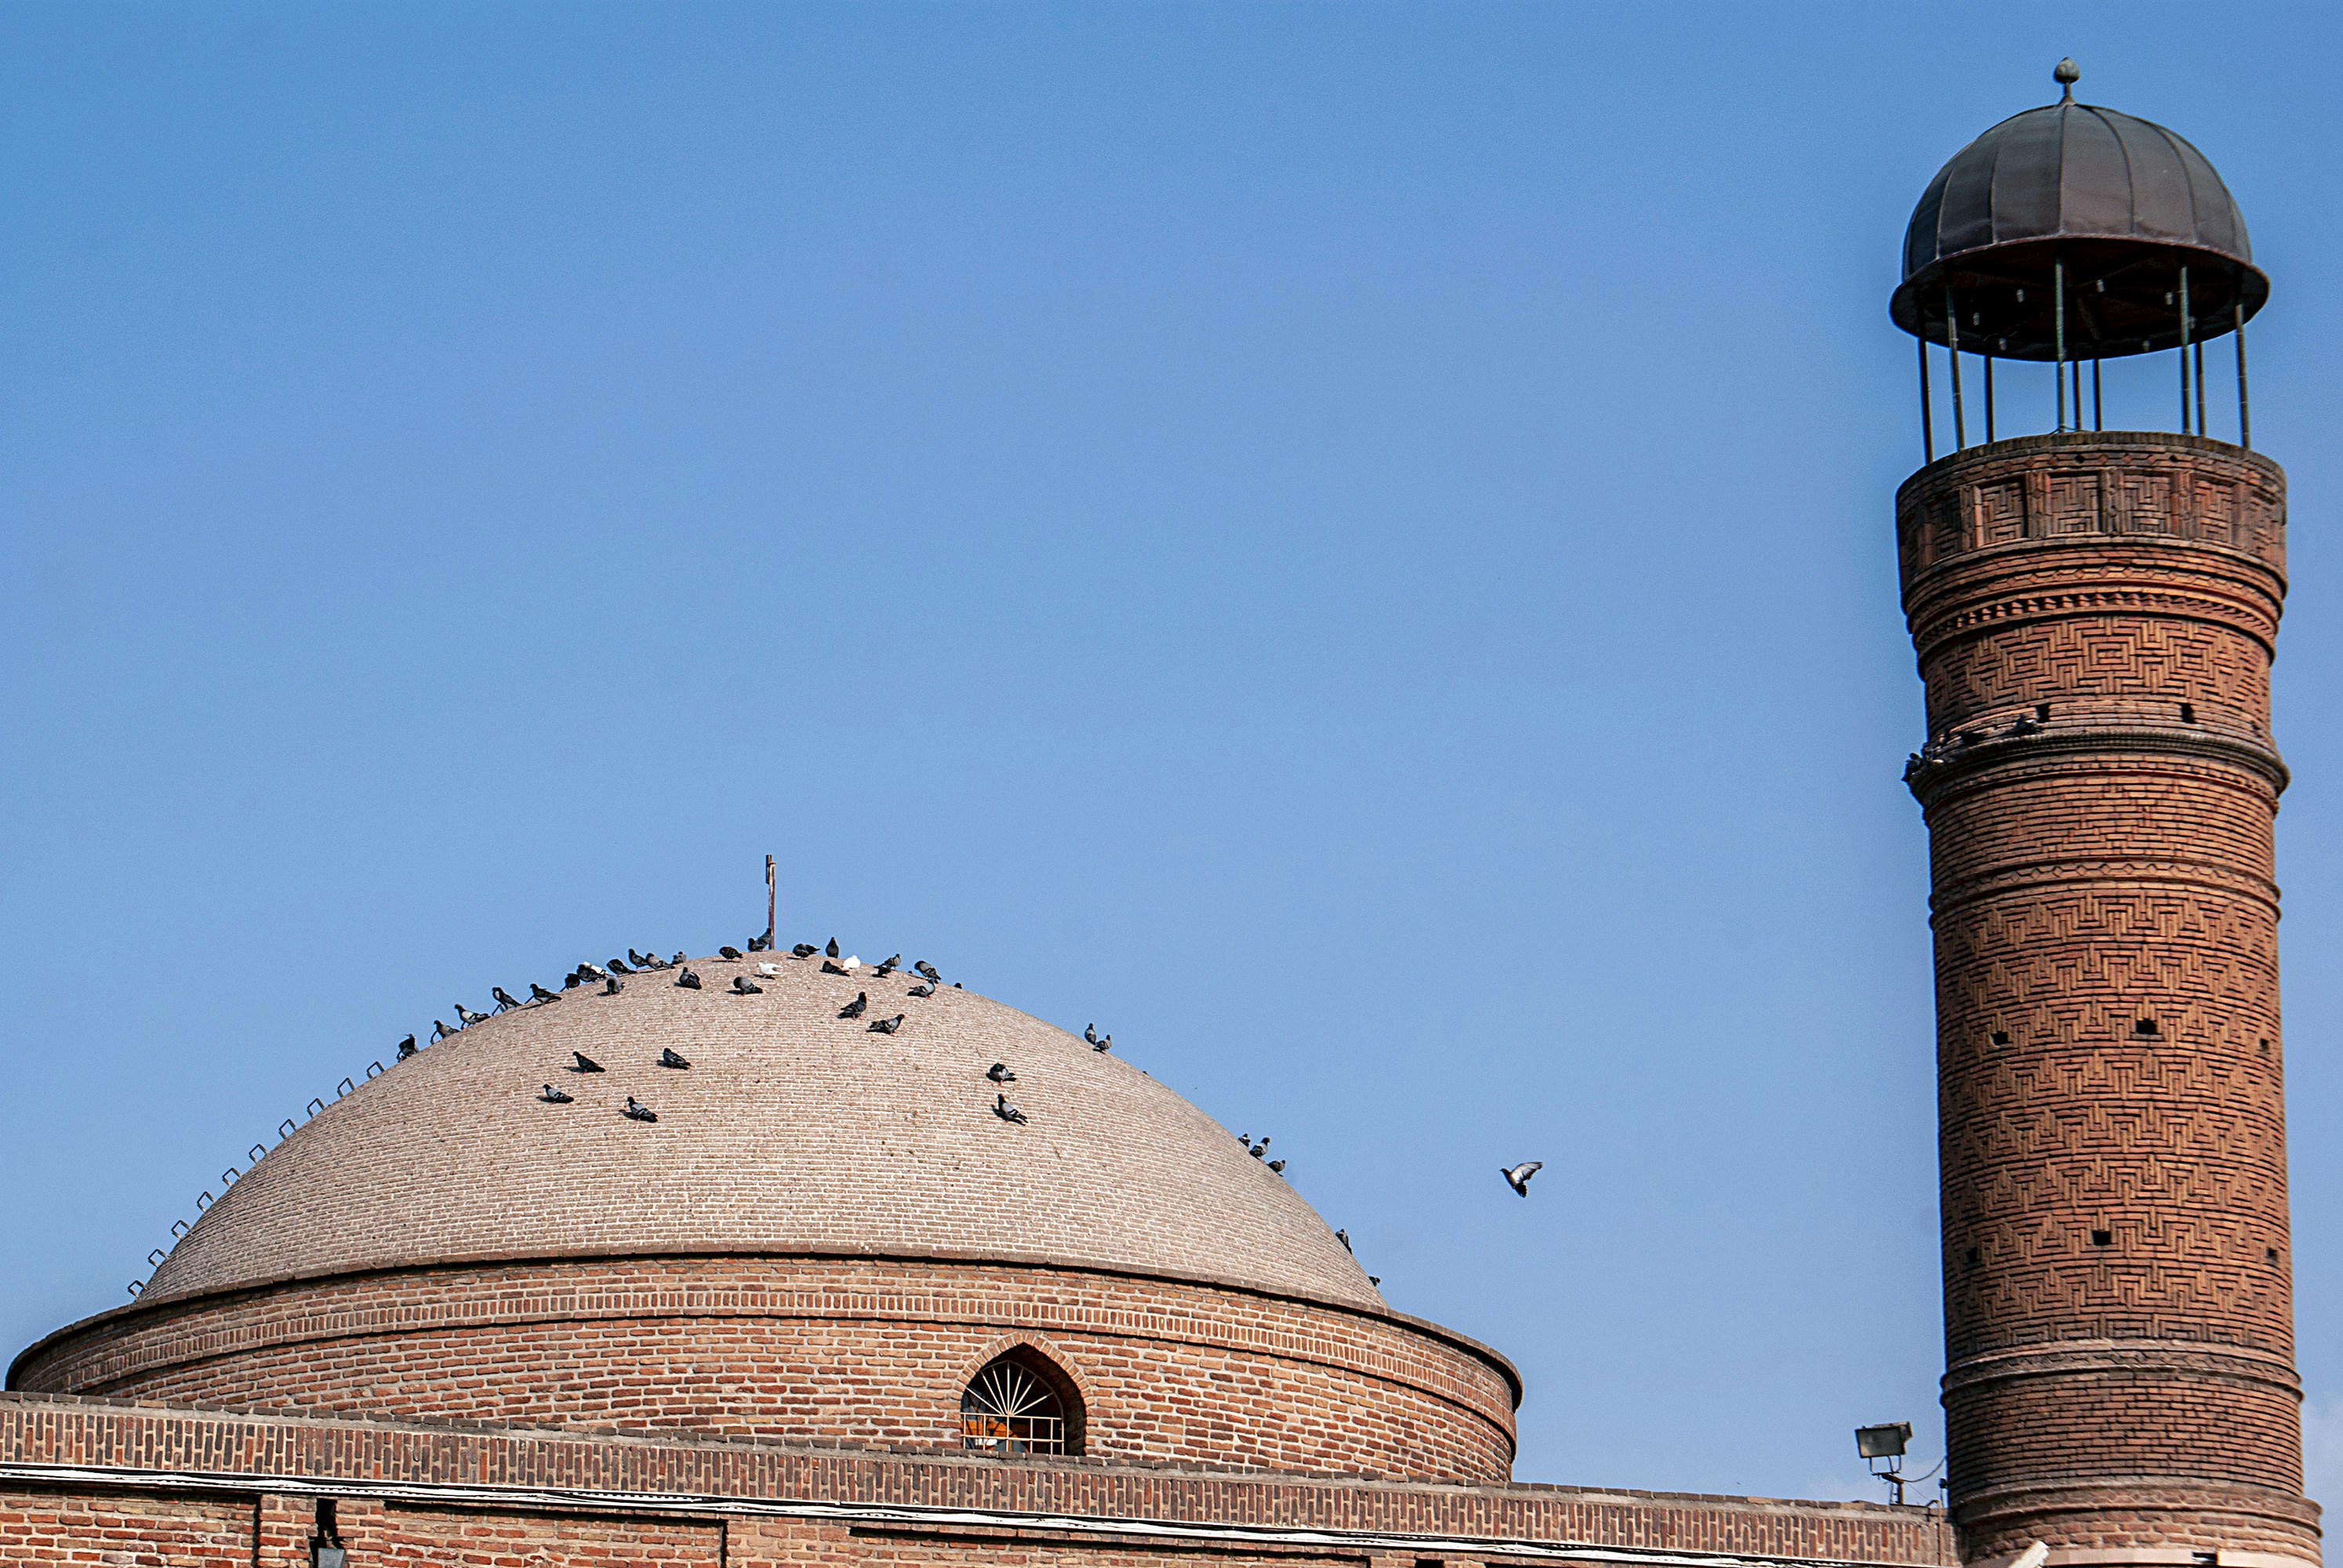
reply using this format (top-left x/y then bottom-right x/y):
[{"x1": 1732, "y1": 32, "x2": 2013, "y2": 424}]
[
  {"x1": 1889, "y1": 64, "x2": 2266, "y2": 360},
  {"x1": 142, "y1": 951, "x2": 1380, "y2": 1310}
]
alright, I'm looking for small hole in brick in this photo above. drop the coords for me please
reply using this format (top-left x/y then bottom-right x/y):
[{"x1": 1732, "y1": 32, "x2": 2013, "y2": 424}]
[
  {"x1": 1965, "y1": 1247, "x2": 1981, "y2": 1266},
  {"x1": 2134, "y1": 1017, "x2": 2160, "y2": 1037},
  {"x1": 2260, "y1": 1040, "x2": 2272, "y2": 1057},
  {"x1": 2181, "y1": 702, "x2": 2196, "y2": 724},
  {"x1": 2036, "y1": 703, "x2": 2051, "y2": 722},
  {"x1": 2091, "y1": 1229, "x2": 2113, "y2": 1247},
  {"x1": 2267, "y1": 1247, "x2": 2281, "y2": 1263},
  {"x1": 1990, "y1": 1029, "x2": 2010, "y2": 1047}
]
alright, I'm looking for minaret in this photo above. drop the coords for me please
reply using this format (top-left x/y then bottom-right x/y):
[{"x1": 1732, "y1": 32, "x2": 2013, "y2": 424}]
[{"x1": 1891, "y1": 63, "x2": 2315, "y2": 1568}]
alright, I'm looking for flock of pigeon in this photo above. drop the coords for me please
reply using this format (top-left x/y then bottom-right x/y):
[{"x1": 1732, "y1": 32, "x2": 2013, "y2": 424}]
[{"x1": 129, "y1": 927, "x2": 1546, "y2": 1304}]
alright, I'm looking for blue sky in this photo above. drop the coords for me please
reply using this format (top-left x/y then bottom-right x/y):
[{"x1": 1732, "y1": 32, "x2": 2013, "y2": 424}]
[{"x1": 5, "y1": 1, "x2": 2341, "y2": 1505}]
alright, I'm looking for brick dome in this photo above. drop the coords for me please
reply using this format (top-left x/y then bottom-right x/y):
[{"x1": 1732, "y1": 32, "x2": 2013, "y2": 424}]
[{"x1": 142, "y1": 951, "x2": 1381, "y2": 1311}]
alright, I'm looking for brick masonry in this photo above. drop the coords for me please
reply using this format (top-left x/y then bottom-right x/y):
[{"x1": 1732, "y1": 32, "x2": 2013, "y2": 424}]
[
  {"x1": 13, "y1": 1254, "x2": 1520, "y2": 1485},
  {"x1": 0, "y1": 1392, "x2": 1957, "y2": 1568},
  {"x1": 1896, "y1": 431, "x2": 2313, "y2": 1565}
]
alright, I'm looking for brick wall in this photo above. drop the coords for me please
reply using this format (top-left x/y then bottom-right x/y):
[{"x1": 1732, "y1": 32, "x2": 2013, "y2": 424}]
[
  {"x1": 13, "y1": 1255, "x2": 1517, "y2": 1485},
  {"x1": 1895, "y1": 432, "x2": 2312, "y2": 1565},
  {"x1": 0, "y1": 1392, "x2": 1959, "y2": 1568}
]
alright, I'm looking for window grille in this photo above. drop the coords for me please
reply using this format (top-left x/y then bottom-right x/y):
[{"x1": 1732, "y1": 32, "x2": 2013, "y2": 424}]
[{"x1": 961, "y1": 1356, "x2": 1067, "y2": 1455}]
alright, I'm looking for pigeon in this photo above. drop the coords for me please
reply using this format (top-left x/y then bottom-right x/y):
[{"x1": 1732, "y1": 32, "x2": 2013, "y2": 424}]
[
  {"x1": 1502, "y1": 1160, "x2": 1544, "y2": 1196},
  {"x1": 1335, "y1": 1229, "x2": 1352, "y2": 1253},
  {"x1": 531, "y1": 983, "x2": 561, "y2": 1004},
  {"x1": 603, "y1": 977, "x2": 624, "y2": 996},
  {"x1": 1236, "y1": 1131, "x2": 1250, "y2": 1144},
  {"x1": 993, "y1": 1093, "x2": 1028, "y2": 1125},
  {"x1": 869, "y1": 1014, "x2": 904, "y2": 1035},
  {"x1": 872, "y1": 954, "x2": 900, "y2": 978},
  {"x1": 757, "y1": 962, "x2": 781, "y2": 975},
  {"x1": 1368, "y1": 1276, "x2": 1382, "y2": 1287},
  {"x1": 986, "y1": 1062, "x2": 1017, "y2": 1083},
  {"x1": 838, "y1": 992, "x2": 868, "y2": 1020},
  {"x1": 659, "y1": 1047, "x2": 692, "y2": 1069},
  {"x1": 578, "y1": 962, "x2": 608, "y2": 981},
  {"x1": 1268, "y1": 1160, "x2": 1286, "y2": 1174},
  {"x1": 669, "y1": 951, "x2": 685, "y2": 966},
  {"x1": 731, "y1": 975, "x2": 762, "y2": 995},
  {"x1": 914, "y1": 960, "x2": 940, "y2": 983},
  {"x1": 747, "y1": 934, "x2": 771, "y2": 952},
  {"x1": 1095, "y1": 1033, "x2": 1112, "y2": 1054},
  {"x1": 572, "y1": 1051, "x2": 605, "y2": 1073},
  {"x1": 623, "y1": 1097, "x2": 658, "y2": 1123},
  {"x1": 629, "y1": 949, "x2": 655, "y2": 968},
  {"x1": 826, "y1": 938, "x2": 840, "y2": 958},
  {"x1": 455, "y1": 1003, "x2": 489, "y2": 1028},
  {"x1": 674, "y1": 967, "x2": 702, "y2": 989},
  {"x1": 907, "y1": 982, "x2": 935, "y2": 998},
  {"x1": 820, "y1": 960, "x2": 851, "y2": 976},
  {"x1": 492, "y1": 987, "x2": 523, "y2": 1012},
  {"x1": 1084, "y1": 1024, "x2": 1100, "y2": 1046},
  {"x1": 792, "y1": 943, "x2": 819, "y2": 959},
  {"x1": 539, "y1": 1084, "x2": 574, "y2": 1104},
  {"x1": 954, "y1": 982, "x2": 962, "y2": 989},
  {"x1": 2007, "y1": 714, "x2": 2043, "y2": 738},
  {"x1": 396, "y1": 1033, "x2": 417, "y2": 1060},
  {"x1": 1250, "y1": 1140, "x2": 1269, "y2": 1159},
  {"x1": 720, "y1": 946, "x2": 743, "y2": 960},
  {"x1": 563, "y1": 972, "x2": 582, "y2": 989},
  {"x1": 607, "y1": 958, "x2": 633, "y2": 975},
  {"x1": 431, "y1": 1020, "x2": 455, "y2": 1041}
]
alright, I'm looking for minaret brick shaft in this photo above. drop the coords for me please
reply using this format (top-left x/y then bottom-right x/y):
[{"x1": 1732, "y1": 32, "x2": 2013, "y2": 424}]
[{"x1": 1901, "y1": 430, "x2": 2311, "y2": 1566}]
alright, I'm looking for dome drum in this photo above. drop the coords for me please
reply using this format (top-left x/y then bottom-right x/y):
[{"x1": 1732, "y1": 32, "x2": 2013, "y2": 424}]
[{"x1": 1891, "y1": 238, "x2": 2265, "y2": 363}]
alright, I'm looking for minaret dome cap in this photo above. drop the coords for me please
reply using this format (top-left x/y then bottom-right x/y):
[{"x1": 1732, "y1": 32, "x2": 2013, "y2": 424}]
[{"x1": 1890, "y1": 60, "x2": 2266, "y2": 361}]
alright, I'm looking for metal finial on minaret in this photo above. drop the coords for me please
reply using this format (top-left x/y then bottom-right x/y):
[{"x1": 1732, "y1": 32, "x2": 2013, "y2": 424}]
[{"x1": 2054, "y1": 56, "x2": 2079, "y2": 102}]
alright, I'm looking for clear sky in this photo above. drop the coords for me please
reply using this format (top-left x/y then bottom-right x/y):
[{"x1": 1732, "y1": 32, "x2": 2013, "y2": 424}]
[{"x1": 5, "y1": 0, "x2": 2341, "y2": 1507}]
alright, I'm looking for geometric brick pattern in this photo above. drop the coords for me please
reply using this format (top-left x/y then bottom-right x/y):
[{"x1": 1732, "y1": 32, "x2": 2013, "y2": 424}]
[
  {"x1": 1897, "y1": 432, "x2": 2312, "y2": 1566},
  {"x1": 11, "y1": 1254, "x2": 1521, "y2": 1485}
]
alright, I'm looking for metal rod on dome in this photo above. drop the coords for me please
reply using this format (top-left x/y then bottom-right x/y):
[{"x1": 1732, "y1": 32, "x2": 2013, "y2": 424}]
[
  {"x1": 2236, "y1": 297, "x2": 2252, "y2": 449},
  {"x1": 2178, "y1": 266, "x2": 2192, "y2": 434},
  {"x1": 1945, "y1": 288, "x2": 1965, "y2": 449},
  {"x1": 1918, "y1": 337, "x2": 1934, "y2": 462},
  {"x1": 2093, "y1": 360, "x2": 2102, "y2": 431},
  {"x1": 1985, "y1": 352, "x2": 1996, "y2": 442},
  {"x1": 764, "y1": 855, "x2": 776, "y2": 949},
  {"x1": 2054, "y1": 258, "x2": 2067, "y2": 432},
  {"x1": 2195, "y1": 339, "x2": 2207, "y2": 437}
]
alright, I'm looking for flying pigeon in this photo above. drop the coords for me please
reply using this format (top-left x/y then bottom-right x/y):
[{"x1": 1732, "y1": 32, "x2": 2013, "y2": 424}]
[
  {"x1": 1268, "y1": 1160, "x2": 1286, "y2": 1174},
  {"x1": 993, "y1": 1093, "x2": 1028, "y2": 1125},
  {"x1": 838, "y1": 992, "x2": 868, "y2": 1020},
  {"x1": 572, "y1": 1051, "x2": 604, "y2": 1073},
  {"x1": 1084, "y1": 1024, "x2": 1099, "y2": 1046},
  {"x1": 623, "y1": 1097, "x2": 658, "y2": 1123},
  {"x1": 869, "y1": 1014, "x2": 904, "y2": 1035},
  {"x1": 1502, "y1": 1160, "x2": 1544, "y2": 1196},
  {"x1": 531, "y1": 983, "x2": 561, "y2": 1004},
  {"x1": 455, "y1": 1003, "x2": 488, "y2": 1028},
  {"x1": 907, "y1": 982, "x2": 935, "y2": 998},
  {"x1": 792, "y1": 943, "x2": 819, "y2": 959},
  {"x1": 731, "y1": 975, "x2": 762, "y2": 995},
  {"x1": 607, "y1": 958, "x2": 633, "y2": 975},
  {"x1": 431, "y1": 1019, "x2": 455, "y2": 1041},
  {"x1": 1095, "y1": 1033, "x2": 1112, "y2": 1054},
  {"x1": 820, "y1": 960, "x2": 851, "y2": 976},
  {"x1": 492, "y1": 987, "x2": 522, "y2": 1011},
  {"x1": 720, "y1": 946, "x2": 743, "y2": 960},
  {"x1": 659, "y1": 1047, "x2": 691, "y2": 1069},
  {"x1": 986, "y1": 1062, "x2": 1016, "y2": 1083},
  {"x1": 396, "y1": 1033, "x2": 417, "y2": 1060},
  {"x1": 914, "y1": 960, "x2": 940, "y2": 982},
  {"x1": 674, "y1": 967, "x2": 702, "y2": 989},
  {"x1": 1250, "y1": 1140, "x2": 1269, "y2": 1159},
  {"x1": 539, "y1": 1084, "x2": 574, "y2": 1104},
  {"x1": 1335, "y1": 1229, "x2": 1352, "y2": 1252},
  {"x1": 826, "y1": 938, "x2": 840, "y2": 958},
  {"x1": 603, "y1": 977, "x2": 623, "y2": 995}
]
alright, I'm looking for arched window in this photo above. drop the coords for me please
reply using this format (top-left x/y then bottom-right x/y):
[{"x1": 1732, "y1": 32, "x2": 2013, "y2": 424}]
[{"x1": 960, "y1": 1348, "x2": 1081, "y2": 1456}]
